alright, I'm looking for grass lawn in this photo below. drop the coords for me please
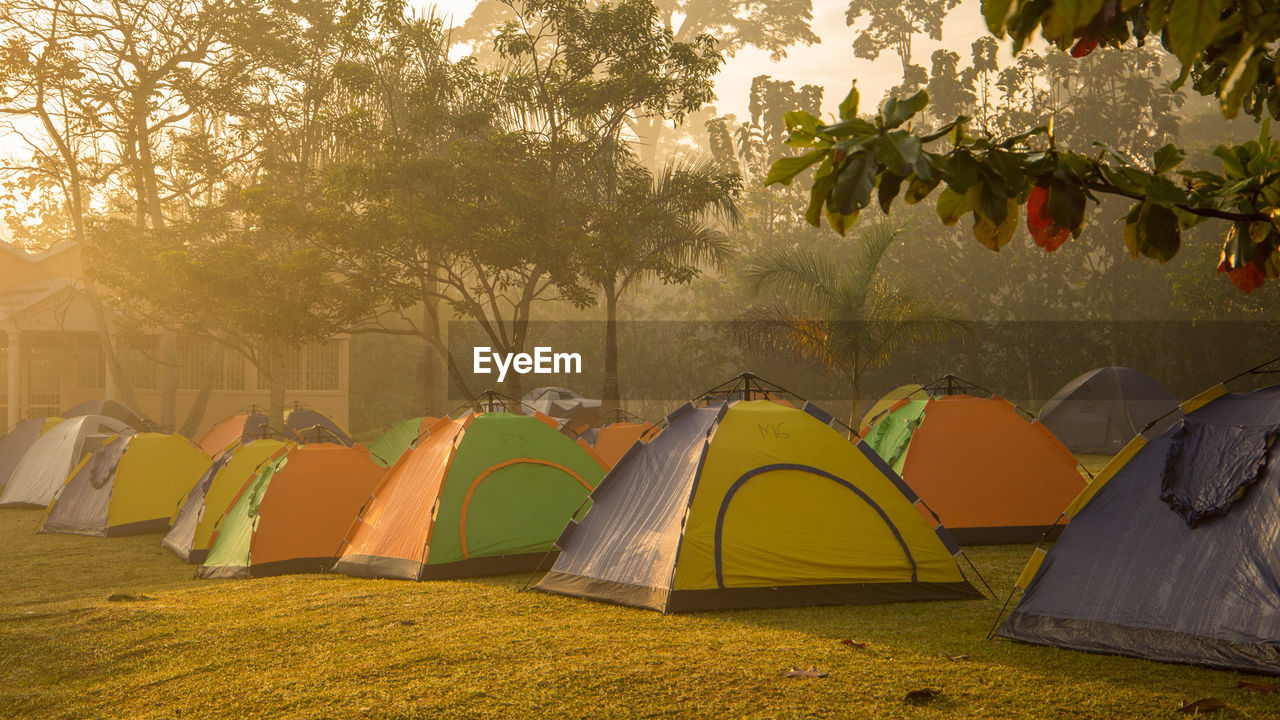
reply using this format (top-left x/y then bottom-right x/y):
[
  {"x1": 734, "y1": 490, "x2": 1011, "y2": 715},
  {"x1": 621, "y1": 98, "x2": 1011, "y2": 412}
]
[{"x1": 1, "y1": 507, "x2": 1275, "y2": 719}]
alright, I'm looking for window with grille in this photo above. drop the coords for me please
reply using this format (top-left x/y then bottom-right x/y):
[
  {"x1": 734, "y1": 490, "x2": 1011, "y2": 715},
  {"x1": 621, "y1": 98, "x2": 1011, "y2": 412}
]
[
  {"x1": 25, "y1": 333, "x2": 62, "y2": 414},
  {"x1": 276, "y1": 340, "x2": 341, "y2": 392},
  {"x1": 178, "y1": 336, "x2": 247, "y2": 391},
  {"x1": 117, "y1": 335, "x2": 158, "y2": 390},
  {"x1": 76, "y1": 334, "x2": 106, "y2": 390}
]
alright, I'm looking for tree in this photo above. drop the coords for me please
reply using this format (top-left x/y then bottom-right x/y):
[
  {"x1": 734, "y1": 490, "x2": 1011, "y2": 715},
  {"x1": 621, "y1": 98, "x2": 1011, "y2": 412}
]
[
  {"x1": 846, "y1": 0, "x2": 963, "y2": 99},
  {"x1": 769, "y1": 0, "x2": 1280, "y2": 295},
  {"x1": 583, "y1": 153, "x2": 740, "y2": 412},
  {"x1": 735, "y1": 223, "x2": 967, "y2": 425},
  {"x1": 459, "y1": 0, "x2": 818, "y2": 166}
]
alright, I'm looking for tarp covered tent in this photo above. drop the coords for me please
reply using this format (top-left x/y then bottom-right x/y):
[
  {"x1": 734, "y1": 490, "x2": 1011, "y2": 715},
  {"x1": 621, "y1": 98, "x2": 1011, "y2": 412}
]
[
  {"x1": 997, "y1": 383, "x2": 1280, "y2": 674},
  {"x1": 38, "y1": 432, "x2": 209, "y2": 536},
  {"x1": 861, "y1": 385, "x2": 1085, "y2": 544},
  {"x1": 536, "y1": 377, "x2": 983, "y2": 612},
  {"x1": 0, "y1": 416, "x2": 62, "y2": 491},
  {"x1": 334, "y1": 411, "x2": 607, "y2": 580},
  {"x1": 197, "y1": 443, "x2": 385, "y2": 578},
  {"x1": 62, "y1": 399, "x2": 145, "y2": 429},
  {"x1": 1036, "y1": 366, "x2": 1181, "y2": 453},
  {"x1": 0, "y1": 415, "x2": 128, "y2": 508},
  {"x1": 197, "y1": 406, "x2": 352, "y2": 455},
  {"x1": 367, "y1": 417, "x2": 437, "y2": 468},
  {"x1": 162, "y1": 438, "x2": 287, "y2": 563}
]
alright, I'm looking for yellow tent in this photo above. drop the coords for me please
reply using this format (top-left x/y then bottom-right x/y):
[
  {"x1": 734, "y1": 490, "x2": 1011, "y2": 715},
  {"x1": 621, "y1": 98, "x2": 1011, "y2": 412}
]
[
  {"x1": 162, "y1": 438, "x2": 287, "y2": 562},
  {"x1": 538, "y1": 385, "x2": 983, "y2": 612},
  {"x1": 39, "y1": 432, "x2": 209, "y2": 537}
]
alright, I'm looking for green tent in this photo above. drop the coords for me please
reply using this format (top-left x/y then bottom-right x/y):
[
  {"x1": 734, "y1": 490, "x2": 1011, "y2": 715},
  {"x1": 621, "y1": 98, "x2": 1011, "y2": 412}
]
[
  {"x1": 334, "y1": 411, "x2": 607, "y2": 580},
  {"x1": 861, "y1": 399, "x2": 928, "y2": 474},
  {"x1": 367, "y1": 417, "x2": 436, "y2": 468}
]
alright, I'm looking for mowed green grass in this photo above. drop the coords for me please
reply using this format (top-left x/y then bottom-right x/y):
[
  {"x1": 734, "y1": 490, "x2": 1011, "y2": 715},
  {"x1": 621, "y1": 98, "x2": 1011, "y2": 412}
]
[{"x1": 1, "y1": 508, "x2": 1276, "y2": 720}]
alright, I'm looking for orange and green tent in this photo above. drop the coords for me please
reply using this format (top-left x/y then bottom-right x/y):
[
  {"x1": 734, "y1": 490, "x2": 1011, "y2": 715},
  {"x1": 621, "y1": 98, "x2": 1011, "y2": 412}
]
[
  {"x1": 38, "y1": 432, "x2": 209, "y2": 537},
  {"x1": 536, "y1": 375, "x2": 983, "y2": 612},
  {"x1": 334, "y1": 411, "x2": 607, "y2": 580},
  {"x1": 162, "y1": 438, "x2": 287, "y2": 563},
  {"x1": 574, "y1": 421, "x2": 653, "y2": 469},
  {"x1": 861, "y1": 380, "x2": 1085, "y2": 544},
  {"x1": 197, "y1": 442, "x2": 385, "y2": 578}
]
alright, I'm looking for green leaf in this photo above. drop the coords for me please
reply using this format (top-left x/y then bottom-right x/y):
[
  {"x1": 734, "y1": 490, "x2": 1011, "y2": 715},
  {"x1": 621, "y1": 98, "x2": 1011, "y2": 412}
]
[
  {"x1": 784, "y1": 111, "x2": 820, "y2": 136},
  {"x1": 826, "y1": 206, "x2": 860, "y2": 235},
  {"x1": 875, "y1": 133, "x2": 922, "y2": 175},
  {"x1": 1124, "y1": 201, "x2": 1182, "y2": 261},
  {"x1": 838, "y1": 84, "x2": 860, "y2": 120},
  {"x1": 973, "y1": 198, "x2": 1019, "y2": 251},
  {"x1": 814, "y1": 117, "x2": 877, "y2": 140},
  {"x1": 981, "y1": 0, "x2": 1014, "y2": 35},
  {"x1": 904, "y1": 174, "x2": 940, "y2": 204},
  {"x1": 883, "y1": 90, "x2": 929, "y2": 129},
  {"x1": 1153, "y1": 144, "x2": 1185, "y2": 174},
  {"x1": 1100, "y1": 165, "x2": 1150, "y2": 196},
  {"x1": 1045, "y1": 0, "x2": 1105, "y2": 43},
  {"x1": 1047, "y1": 180, "x2": 1087, "y2": 236},
  {"x1": 936, "y1": 187, "x2": 973, "y2": 225},
  {"x1": 831, "y1": 149, "x2": 878, "y2": 214},
  {"x1": 1168, "y1": 0, "x2": 1222, "y2": 66},
  {"x1": 1145, "y1": 175, "x2": 1187, "y2": 207},
  {"x1": 805, "y1": 168, "x2": 835, "y2": 227},
  {"x1": 944, "y1": 151, "x2": 981, "y2": 194},
  {"x1": 879, "y1": 172, "x2": 904, "y2": 214},
  {"x1": 1220, "y1": 49, "x2": 1262, "y2": 119},
  {"x1": 765, "y1": 150, "x2": 826, "y2": 186}
]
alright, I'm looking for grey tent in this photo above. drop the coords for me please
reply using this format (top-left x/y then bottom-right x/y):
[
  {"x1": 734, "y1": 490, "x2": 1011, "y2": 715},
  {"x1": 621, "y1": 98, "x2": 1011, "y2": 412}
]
[
  {"x1": 62, "y1": 398, "x2": 146, "y2": 430},
  {"x1": 1037, "y1": 367, "x2": 1180, "y2": 453},
  {"x1": 999, "y1": 383, "x2": 1280, "y2": 674},
  {"x1": 0, "y1": 417, "x2": 61, "y2": 491},
  {"x1": 522, "y1": 387, "x2": 601, "y2": 427},
  {"x1": 0, "y1": 415, "x2": 128, "y2": 508}
]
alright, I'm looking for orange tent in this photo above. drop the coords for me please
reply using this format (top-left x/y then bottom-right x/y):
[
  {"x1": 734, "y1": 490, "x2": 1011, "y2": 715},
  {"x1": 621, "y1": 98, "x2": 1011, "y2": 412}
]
[
  {"x1": 861, "y1": 392, "x2": 1085, "y2": 544},
  {"x1": 575, "y1": 422, "x2": 653, "y2": 468},
  {"x1": 197, "y1": 443, "x2": 385, "y2": 578}
]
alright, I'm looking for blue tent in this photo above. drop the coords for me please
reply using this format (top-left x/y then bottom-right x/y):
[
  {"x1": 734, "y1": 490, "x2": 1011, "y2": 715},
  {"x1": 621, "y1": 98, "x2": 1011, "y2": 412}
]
[{"x1": 1000, "y1": 383, "x2": 1280, "y2": 674}]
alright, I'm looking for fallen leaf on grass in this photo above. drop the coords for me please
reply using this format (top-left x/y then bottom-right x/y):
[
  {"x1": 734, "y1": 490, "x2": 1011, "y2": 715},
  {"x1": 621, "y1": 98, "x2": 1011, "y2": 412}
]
[
  {"x1": 903, "y1": 688, "x2": 941, "y2": 704},
  {"x1": 394, "y1": 619, "x2": 417, "y2": 627},
  {"x1": 941, "y1": 653, "x2": 969, "y2": 661},
  {"x1": 1178, "y1": 697, "x2": 1226, "y2": 714},
  {"x1": 107, "y1": 593, "x2": 153, "y2": 602},
  {"x1": 839, "y1": 639, "x2": 868, "y2": 648},
  {"x1": 1236, "y1": 681, "x2": 1278, "y2": 693},
  {"x1": 782, "y1": 666, "x2": 827, "y2": 678}
]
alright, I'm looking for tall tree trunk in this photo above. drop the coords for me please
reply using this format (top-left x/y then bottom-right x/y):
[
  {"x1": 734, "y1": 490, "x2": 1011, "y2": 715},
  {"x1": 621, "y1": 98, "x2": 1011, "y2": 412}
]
[
  {"x1": 847, "y1": 370, "x2": 861, "y2": 433},
  {"x1": 267, "y1": 341, "x2": 287, "y2": 432},
  {"x1": 179, "y1": 365, "x2": 214, "y2": 438},
  {"x1": 601, "y1": 285, "x2": 620, "y2": 414},
  {"x1": 159, "y1": 330, "x2": 178, "y2": 429}
]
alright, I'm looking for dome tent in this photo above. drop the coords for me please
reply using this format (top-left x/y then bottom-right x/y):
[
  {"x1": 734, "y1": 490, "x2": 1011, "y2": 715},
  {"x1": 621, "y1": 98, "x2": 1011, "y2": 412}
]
[
  {"x1": 860, "y1": 375, "x2": 1086, "y2": 544},
  {"x1": 334, "y1": 392, "x2": 608, "y2": 580},
  {"x1": 62, "y1": 398, "x2": 146, "y2": 429},
  {"x1": 197, "y1": 442, "x2": 385, "y2": 578},
  {"x1": 198, "y1": 405, "x2": 353, "y2": 455},
  {"x1": 536, "y1": 373, "x2": 985, "y2": 612},
  {"x1": 38, "y1": 432, "x2": 209, "y2": 536},
  {"x1": 162, "y1": 438, "x2": 288, "y2": 563},
  {"x1": 996, "y1": 364, "x2": 1280, "y2": 675},
  {"x1": 568, "y1": 409, "x2": 654, "y2": 469},
  {"x1": 0, "y1": 415, "x2": 129, "y2": 508},
  {"x1": 1036, "y1": 366, "x2": 1181, "y2": 453},
  {"x1": 0, "y1": 416, "x2": 62, "y2": 491},
  {"x1": 367, "y1": 416, "x2": 438, "y2": 468}
]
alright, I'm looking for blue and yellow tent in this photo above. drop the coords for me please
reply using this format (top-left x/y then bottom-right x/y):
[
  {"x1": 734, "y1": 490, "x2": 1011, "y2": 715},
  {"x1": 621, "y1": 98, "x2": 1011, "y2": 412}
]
[
  {"x1": 537, "y1": 374, "x2": 984, "y2": 612},
  {"x1": 997, "y1": 379, "x2": 1280, "y2": 674}
]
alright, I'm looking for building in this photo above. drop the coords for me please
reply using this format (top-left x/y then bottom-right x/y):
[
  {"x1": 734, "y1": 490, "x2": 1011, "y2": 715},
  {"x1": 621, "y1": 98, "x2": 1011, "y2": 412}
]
[{"x1": 0, "y1": 241, "x2": 349, "y2": 436}]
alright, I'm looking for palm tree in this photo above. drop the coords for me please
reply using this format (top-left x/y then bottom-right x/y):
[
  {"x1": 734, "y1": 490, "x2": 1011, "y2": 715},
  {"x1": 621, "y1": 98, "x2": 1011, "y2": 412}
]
[
  {"x1": 736, "y1": 223, "x2": 967, "y2": 426},
  {"x1": 585, "y1": 153, "x2": 741, "y2": 412}
]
